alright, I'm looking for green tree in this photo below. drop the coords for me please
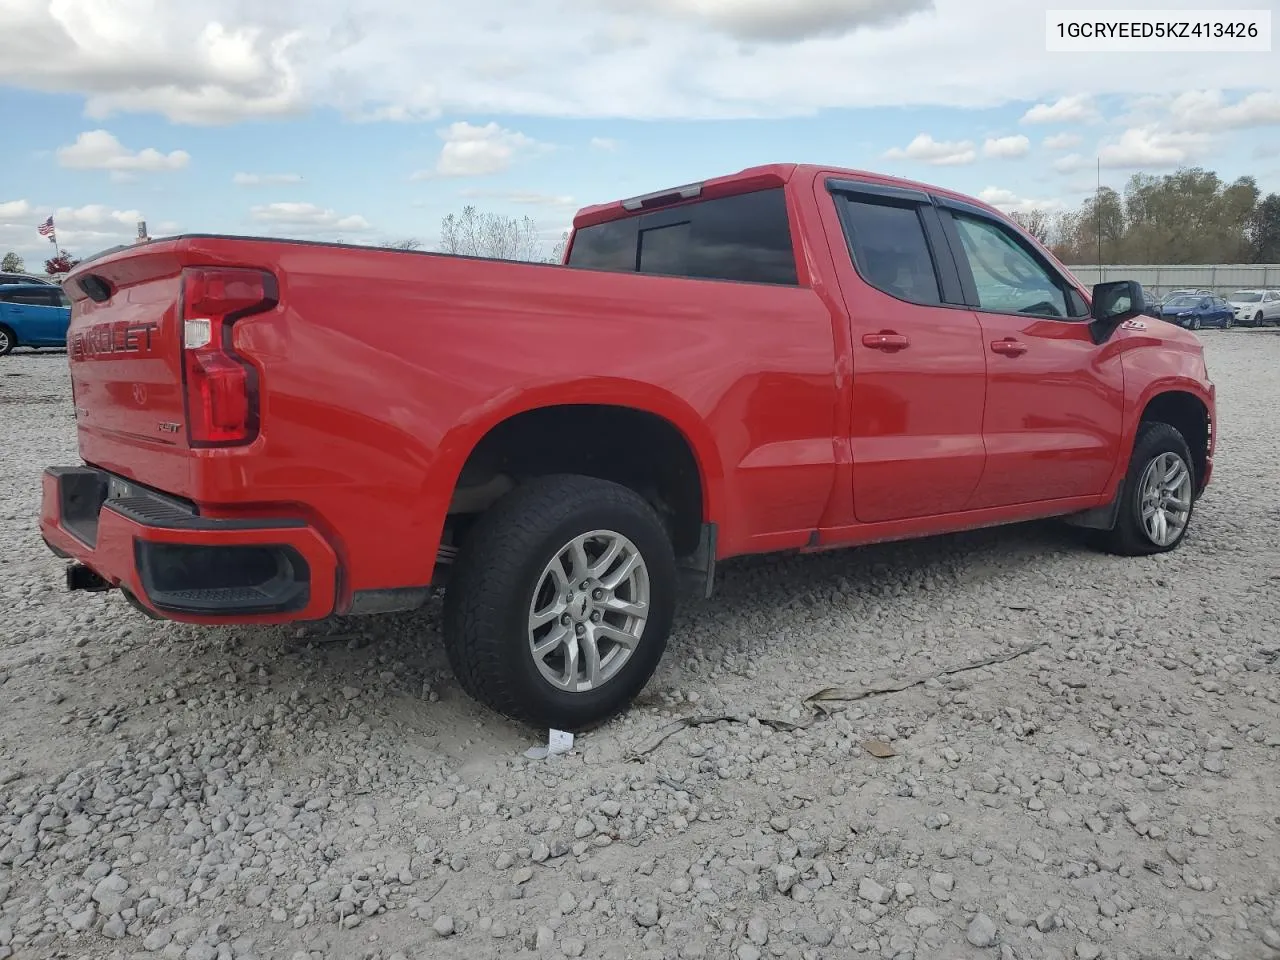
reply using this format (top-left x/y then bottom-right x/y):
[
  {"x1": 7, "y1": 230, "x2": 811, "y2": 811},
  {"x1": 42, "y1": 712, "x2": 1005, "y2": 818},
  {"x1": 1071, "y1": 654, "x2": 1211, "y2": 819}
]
[
  {"x1": 1052, "y1": 166, "x2": 1266, "y2": 264},
  {"x1": 1053, "y1": 187, "x2": 1123, "y2": 263},
  {"x1": 1249, "y1": 194, "x2": 1280, "y2": 263},
  {"x1": 1, "y1": 251, "x2": 24, "y2": 272}
]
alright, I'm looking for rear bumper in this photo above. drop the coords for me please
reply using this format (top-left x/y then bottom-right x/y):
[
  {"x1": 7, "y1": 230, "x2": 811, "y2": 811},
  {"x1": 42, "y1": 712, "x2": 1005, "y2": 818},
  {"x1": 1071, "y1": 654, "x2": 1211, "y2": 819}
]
[{"x1": 40, "y1": 466, "x2": 338, "y2": 624}]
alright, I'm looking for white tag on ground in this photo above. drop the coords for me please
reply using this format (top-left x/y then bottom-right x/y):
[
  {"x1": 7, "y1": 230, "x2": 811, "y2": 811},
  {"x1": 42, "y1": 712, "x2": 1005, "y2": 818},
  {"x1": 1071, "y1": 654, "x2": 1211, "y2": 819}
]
[{"x1": 524, "y1": 729, "x2": 574, "y2": 760}]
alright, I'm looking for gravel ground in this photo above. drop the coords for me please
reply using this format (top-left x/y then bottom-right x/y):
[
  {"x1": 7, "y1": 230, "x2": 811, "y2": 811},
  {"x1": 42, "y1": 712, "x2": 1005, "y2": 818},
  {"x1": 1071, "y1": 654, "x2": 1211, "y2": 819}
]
[{"x1": 2, "y1": 333, "x2": 1278, "y2": 960}]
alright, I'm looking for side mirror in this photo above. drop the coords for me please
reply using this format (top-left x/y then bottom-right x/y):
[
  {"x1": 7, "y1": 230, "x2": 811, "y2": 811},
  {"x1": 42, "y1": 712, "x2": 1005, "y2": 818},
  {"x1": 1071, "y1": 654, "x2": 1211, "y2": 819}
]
[{"x1": 1089, "y1": 280, "x2": 1146, "y2": 344}]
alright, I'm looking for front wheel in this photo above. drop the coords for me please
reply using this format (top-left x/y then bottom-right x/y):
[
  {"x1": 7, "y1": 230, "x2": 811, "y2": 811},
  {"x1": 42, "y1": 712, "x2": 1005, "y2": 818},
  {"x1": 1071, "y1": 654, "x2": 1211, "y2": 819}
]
[
  {"x1": 1191, "y1": 317, "x2": 1202, "y2": 330},
  {"x1": 1256, "y1": 312, "x2": 1265, "y2": 326},
  {"x1": 0, "y1": 325, "x2": 14, "y2": 356},
  {"x1": 1098, "y1": 422, "x2": 1196, "y2": 557},
  {"x1": 442, "y1": 474, "x2": 676, "y2": 730}
]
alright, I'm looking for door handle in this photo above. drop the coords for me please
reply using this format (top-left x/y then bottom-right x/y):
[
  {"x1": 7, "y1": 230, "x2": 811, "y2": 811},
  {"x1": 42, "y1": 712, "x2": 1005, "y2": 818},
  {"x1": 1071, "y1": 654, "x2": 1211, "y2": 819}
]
[
  {"x1": 862, "y1": 332, "x2": 910, "y2": 351},
  {"x1": 990, "y1": 338, "x2": 1027, "y2": 356}
]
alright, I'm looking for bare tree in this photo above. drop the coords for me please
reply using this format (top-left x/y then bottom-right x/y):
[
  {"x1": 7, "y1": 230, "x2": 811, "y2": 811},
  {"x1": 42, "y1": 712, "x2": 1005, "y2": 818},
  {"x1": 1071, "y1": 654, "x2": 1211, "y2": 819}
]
[
  {"x1": 438, "y1": 206, "x2": 558, "y2": 262},
  {"x1": 1, "y1": 251, "x2": 24, "y2": 272},
  {"x1": 550, "y1": 230, "x2": 569, "y2": 264},
  {"x1": 1009, "y1": 209, "x2": 1055, "y2": 247},
  {"x1": 387, "y1": 238, "x2": 423, "y2": 250}
]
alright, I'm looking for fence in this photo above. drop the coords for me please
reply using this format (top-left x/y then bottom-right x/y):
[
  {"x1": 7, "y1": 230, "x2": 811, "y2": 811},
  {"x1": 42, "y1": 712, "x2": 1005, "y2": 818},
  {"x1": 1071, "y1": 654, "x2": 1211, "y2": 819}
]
[{"x1": 1065, "y1": 264, "x2": 1280, "y2": 300}]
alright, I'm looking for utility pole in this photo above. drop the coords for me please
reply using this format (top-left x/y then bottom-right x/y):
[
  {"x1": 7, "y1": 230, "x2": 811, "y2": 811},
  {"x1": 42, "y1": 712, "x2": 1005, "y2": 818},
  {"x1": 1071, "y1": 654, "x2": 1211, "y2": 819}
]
[{"x1": 1096, "y1": 156, "x2": 1103, "y2": 269}]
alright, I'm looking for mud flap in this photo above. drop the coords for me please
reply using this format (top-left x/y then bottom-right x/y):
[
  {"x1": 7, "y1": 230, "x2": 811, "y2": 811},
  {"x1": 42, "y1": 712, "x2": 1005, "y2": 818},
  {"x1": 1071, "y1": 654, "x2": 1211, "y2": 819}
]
[
  {"x1": 1062, "y1": 495, "x2": 1122, "y2": 531},
  {"x1": 676, "y1": 522, "x2": 717, "y2": 599}
]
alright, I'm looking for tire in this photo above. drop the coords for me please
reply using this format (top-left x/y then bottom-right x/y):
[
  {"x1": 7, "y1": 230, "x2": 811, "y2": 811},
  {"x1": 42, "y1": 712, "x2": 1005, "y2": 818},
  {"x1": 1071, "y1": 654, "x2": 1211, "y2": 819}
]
[
  {"x1": 0, "y1": 325, "x2": 14, "y2": 356},
  {"x1": 1191, "y1": 317, "x2": 1201, "y2": 330},
  {"x1": 1255, "y1": 312, "x2": 1265, "y2": 327},
  {"x1": 442, "y1": 474, "x2": 677, "y2": 730},
  {"x1": 1223, "y1": 315, "x2": 1233, "y2": 329},
  {"x1": 1098, "y1": 421, "x2": 1196, "y2": 557}
]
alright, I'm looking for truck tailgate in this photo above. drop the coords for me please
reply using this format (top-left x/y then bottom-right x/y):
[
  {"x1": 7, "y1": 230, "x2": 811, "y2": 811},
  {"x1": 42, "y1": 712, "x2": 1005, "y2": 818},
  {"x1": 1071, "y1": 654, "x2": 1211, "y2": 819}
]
[{"x1": 67, "y1": 246, "x2": 190, "y2": 475}]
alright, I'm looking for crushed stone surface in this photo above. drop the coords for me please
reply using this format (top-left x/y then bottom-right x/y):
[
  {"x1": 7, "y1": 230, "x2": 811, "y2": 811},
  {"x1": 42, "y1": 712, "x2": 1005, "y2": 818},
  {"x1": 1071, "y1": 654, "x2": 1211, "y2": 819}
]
[{"x1": 1, "y1": 333, "x2": 1278, "y2": 960}]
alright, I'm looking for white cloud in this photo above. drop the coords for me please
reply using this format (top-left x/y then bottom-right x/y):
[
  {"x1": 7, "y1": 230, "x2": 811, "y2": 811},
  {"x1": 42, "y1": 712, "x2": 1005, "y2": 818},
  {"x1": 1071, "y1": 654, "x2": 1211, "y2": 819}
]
[
  {"x1": 982, "y1": 135, "x2": 1030, "y2": 159},
  {"x1": 459, "y1": 190, "x2": 576, "y2": 207},
  {"x1": 53, "y1": 204, "x2": 146, "y2": 228},
  {"x1": 233, "y1": 172, "x2": 303, "y2": 186},
  {"x1": 1043, "y1": 132, "x2": 1081, "y2": 150},
  {"x1": 413, "y1": 121, "x2": 541, "y2": 179},
  {"x1": 589, "y1": 137, "x2": 619, "y2": 151},
  {"x1": 1020, "y1": 95, "x2": 1098, "y2": 125},
  {"x1": 0, "y1": 1, "x2": 1271, "y2": 126},
  {"x1": 346, "y1": 85, "x2": 442, "y2": 123},
  {"x1": 601, "y1": 0, "x2": 933, "y2": 42},
  {"x1": 978, "y1": 187, "x2": 1062, "y2": 214},
  {"x1": 884, "y1": 133, "x2": 975, "y2": 166},
  {"x1": 0, "y1": 2, "x2": 304, "y2": 125},
  {"x1": 56, "y1": 130, "x2": 190, "y2": 172},
  {"x1": 1098, "y1": 126, "x2": 1209, "y2": 170},
  {"x1": 1053, "y1": 153, "x2": 1089, "y2": 174},
  {"x1": 1165, "y1": 90, "x2": 1280, "y2": 133},
  {"x1": 0, "y1": 200, "x2": 33, "y2": 223},
  {"x1": 0, "y1": 201, "x2": 148, "y2": 259},
  {"x1": 249, "y1": 202, "x2": 371, "y2": 234}
]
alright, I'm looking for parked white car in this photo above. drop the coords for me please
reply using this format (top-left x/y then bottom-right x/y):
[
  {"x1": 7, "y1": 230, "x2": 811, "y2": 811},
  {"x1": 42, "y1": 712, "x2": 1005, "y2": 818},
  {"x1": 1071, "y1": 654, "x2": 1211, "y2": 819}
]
[{"x1": 1228, "y1": 289, "x2": 1280, "y2": 327}]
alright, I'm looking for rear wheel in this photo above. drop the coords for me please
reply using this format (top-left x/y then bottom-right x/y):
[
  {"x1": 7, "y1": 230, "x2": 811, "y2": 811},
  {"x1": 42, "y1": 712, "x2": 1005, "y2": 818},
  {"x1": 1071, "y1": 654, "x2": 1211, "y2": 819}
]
[
  {"x1": 1098, "y1": 421, "x2": 1196, "y2": 557},
  {"x1": 442, "y1": 474, "x2": 676, "y2": 730},
  {"x1": 0, "y1": 325, "x2": 14, "y2": 356}
]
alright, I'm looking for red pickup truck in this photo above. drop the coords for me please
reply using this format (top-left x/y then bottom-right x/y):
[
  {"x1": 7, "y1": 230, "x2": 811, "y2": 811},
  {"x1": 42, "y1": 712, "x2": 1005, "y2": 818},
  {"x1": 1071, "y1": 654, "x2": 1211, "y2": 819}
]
[{"x1": 41, "y1": 163, "x2": 1215, "y2": 729}]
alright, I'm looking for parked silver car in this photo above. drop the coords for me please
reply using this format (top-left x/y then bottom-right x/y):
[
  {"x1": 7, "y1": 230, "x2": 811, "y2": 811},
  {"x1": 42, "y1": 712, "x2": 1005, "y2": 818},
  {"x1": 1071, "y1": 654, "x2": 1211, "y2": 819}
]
[{"x1": 1227, "y1": 289, "x2": 1280, "y2": 327}]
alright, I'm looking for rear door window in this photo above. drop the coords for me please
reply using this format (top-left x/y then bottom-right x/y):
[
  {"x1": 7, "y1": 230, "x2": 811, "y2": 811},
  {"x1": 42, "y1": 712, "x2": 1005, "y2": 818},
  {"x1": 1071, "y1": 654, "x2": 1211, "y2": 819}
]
[
  {"x1": 7, "y1": 290, "x2": 51, "y2": 305},
  {"x1": 836, "y1": 197, "x2": 943, "y2": 305},
  {"x1": 568, "y1": 188, "x2": 799, "y2": 286}
]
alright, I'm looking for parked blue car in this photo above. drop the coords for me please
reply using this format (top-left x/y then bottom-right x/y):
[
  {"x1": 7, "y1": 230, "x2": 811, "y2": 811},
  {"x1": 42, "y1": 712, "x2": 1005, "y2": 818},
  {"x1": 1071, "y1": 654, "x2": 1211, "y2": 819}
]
[
  {"x1": 1157, "y1": 294, "x2": 1235, "y2": 331},
  {"x1": 0, "y1": 283, "x2": 72, "y2": 355}
]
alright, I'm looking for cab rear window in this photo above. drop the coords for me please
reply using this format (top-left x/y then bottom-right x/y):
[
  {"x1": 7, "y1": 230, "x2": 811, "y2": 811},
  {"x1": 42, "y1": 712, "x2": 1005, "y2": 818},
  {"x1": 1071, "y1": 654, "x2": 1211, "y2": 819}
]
[{"x1": 568, "y1": 188, "x2": 799, "y2": 286}]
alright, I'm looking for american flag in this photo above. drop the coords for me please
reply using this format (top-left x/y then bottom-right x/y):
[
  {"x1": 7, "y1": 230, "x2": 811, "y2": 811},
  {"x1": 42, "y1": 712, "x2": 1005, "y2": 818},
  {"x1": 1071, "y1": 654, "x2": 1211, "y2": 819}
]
[{"x1": 37, "y1": 216, "x2": 55, "y2": 238}]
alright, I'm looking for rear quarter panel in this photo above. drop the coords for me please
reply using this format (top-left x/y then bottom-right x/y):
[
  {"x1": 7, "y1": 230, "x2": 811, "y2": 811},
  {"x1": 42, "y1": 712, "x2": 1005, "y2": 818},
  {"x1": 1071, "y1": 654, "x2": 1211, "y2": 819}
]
[{"x1": 181, "y1": 237, "x2": 845, "y2": 595}]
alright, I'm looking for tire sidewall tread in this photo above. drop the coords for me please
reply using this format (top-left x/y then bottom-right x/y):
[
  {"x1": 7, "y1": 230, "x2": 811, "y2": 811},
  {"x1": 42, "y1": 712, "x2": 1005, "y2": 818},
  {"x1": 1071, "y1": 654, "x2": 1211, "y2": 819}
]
[
  {"x1": 1103, "y1": 421, "x2": 1196, "y2": 557},
  {"x1": 442, "y1": 474, "x2": 676, "y2": 730}
]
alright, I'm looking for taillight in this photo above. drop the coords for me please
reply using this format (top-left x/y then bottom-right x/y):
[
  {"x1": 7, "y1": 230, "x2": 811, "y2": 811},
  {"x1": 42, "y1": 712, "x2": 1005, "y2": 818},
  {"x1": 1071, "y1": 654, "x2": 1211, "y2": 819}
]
[{"x1": 180, "y1": 266, "x2": 277, "y2": 447}]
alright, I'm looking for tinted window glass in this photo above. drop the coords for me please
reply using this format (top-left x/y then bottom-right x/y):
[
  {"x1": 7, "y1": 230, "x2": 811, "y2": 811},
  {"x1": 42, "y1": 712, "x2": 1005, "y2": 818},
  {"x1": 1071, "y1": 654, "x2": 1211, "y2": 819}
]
[
  {"x1": 567, "y1": 218, "x2": 637, "y2": 272},
  {"x1": 9, "y1": 291, "x2": 50, "y2": 305},
  {"x1": 637, "y1": 221, "x2": 691, "y2": 275},
  {"x1": 567, "y1": 188, "x2": 799, "y2": 286},
  {"x1": 839, "y1": 197, "x2": 941, "y2": 305},
  {"x1": 951, "y1": 214, "x2": 1070, "y2": 318}
]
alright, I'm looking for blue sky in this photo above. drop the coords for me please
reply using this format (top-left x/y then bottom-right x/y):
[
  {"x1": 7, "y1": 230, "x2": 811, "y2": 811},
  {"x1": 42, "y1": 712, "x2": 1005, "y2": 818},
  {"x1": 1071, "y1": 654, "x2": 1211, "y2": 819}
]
[{"x1": 1, "y1": 0, "x2": 1278, "y2": 265}]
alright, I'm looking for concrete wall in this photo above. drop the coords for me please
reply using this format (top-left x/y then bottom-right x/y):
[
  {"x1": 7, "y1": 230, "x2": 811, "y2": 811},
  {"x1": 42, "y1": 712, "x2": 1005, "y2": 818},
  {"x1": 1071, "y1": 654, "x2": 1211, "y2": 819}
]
[{"x1": 1065, "y1": 264, "x2": 1280, "y2": 299}]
